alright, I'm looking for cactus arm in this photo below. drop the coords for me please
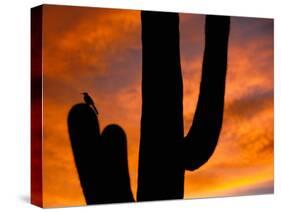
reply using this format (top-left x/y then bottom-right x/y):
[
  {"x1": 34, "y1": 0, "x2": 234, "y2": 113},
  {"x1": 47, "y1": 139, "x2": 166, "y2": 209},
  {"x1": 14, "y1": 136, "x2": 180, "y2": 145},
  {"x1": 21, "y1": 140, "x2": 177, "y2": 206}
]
[
  {"x1": 68, "y1": 104, "x2": 102, "y2": 204},
  {"x1": 183, "y1": 15, "x2": 230, "y2": 171},
  {"x1": 101, "y1": 124, "x2": 135, "y2": 203}
]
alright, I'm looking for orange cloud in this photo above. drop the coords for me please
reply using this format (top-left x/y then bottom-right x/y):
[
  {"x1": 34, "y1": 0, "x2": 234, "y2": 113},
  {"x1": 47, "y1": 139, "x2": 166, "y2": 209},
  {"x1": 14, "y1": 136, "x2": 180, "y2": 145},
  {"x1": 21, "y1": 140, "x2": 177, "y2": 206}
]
[{"x1": 43, "y1": 5, "x2": 140, "y2": 82}]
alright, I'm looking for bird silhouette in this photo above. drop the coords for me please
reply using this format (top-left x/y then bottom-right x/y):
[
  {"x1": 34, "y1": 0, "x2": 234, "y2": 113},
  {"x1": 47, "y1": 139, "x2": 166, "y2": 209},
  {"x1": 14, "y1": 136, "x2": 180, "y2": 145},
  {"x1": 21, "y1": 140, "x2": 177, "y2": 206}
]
[{"x1": 81, "y1": 92, "x2": 99, "y2": 115}]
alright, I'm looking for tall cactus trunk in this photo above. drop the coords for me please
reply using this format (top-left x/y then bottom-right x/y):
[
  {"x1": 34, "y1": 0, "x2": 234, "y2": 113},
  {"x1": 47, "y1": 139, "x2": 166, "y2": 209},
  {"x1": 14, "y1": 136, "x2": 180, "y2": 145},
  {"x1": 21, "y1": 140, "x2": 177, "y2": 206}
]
[
  {"x1": 137, "y1": 11, "x2": 230, "y2": 201},
  {"x1": 137, "y1": 11, "x2": 185, "y2": 201}
]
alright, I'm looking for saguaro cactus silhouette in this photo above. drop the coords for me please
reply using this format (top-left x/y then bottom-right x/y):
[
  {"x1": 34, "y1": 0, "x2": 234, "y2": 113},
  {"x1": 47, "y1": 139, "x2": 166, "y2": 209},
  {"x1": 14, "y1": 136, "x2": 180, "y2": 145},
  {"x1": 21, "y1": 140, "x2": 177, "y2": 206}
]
[
  {"x1": 67, "y1": 11, "x2": 230, "y2": 205},
  {"x1": 137, "y1": 12, "x2": 230, "y2": 201}
]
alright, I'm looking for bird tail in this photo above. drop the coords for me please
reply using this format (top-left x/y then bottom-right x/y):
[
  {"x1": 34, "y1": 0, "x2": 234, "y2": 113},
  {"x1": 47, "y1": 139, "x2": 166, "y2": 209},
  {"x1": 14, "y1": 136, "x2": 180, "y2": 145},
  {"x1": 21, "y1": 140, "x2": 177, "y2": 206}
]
[{"x1": 92, "y1": 104, "x2": 99, "y2": 115}]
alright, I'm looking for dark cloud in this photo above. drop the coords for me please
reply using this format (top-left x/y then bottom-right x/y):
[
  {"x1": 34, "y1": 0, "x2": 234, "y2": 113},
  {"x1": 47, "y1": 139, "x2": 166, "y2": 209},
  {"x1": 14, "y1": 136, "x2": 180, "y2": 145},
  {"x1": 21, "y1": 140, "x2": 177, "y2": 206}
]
[
  {"x1": 229, "y1": 180, "x2": 273, "y2": 196},
  {"x1": 225, "y1": 89, "x2": 273, "y2": 120},
  {"x1": 231, "y1": 17, "x2": 273, "y2": 46}
]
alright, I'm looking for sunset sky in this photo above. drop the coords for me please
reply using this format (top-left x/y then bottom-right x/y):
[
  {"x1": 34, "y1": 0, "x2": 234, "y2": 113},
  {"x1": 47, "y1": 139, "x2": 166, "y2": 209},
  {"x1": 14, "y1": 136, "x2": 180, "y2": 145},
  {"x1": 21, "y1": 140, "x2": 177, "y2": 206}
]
[{"x1": 42, "y1": 5, "x2": 273, "y2": 207}]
